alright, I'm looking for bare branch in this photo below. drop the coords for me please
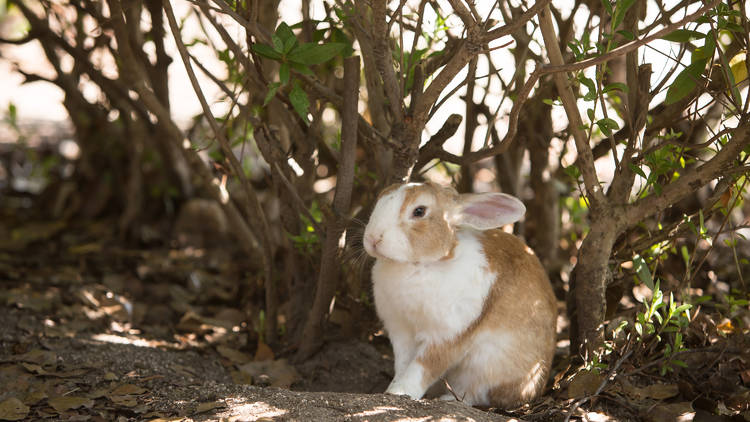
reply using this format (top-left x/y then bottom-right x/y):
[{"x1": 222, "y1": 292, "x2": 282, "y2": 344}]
[
  {"x1": 371, "y1": 0, "x2": 405, "y2": 124},
  {"x1": 482, "y1": 0, "x2": 553, "y2": 42},
  {"x1": 539, "y1": 5, "x2": 605, "y2": 206},
  {"x1": 297, "y1": 56, "x2": 361, "y2": 360}
]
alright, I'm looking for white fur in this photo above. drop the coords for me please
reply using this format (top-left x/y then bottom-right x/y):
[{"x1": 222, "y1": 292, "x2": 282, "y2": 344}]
[
  {"x1": 364, "y1": 187, "x2": 411, "y2": 261},
  {"x1": 372, "y1": 229, "x2": 494, "y2": 399}
]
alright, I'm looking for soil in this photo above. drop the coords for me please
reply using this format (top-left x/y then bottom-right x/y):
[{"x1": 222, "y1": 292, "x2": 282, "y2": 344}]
[{"x1": 0, "y1": 306, "x2": 510, "y2": 421}]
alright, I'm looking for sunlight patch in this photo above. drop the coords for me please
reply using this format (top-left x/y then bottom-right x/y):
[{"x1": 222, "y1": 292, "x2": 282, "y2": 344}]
[
  {"x1": 349, "y1": 406, "x2": 403, "y2": 417},
  {"x1": 229, "y1": 401, "x2": 287, "y2": 420},
  {"x1": 90, "y1": 333, "x2": 160, "y2": 348}
]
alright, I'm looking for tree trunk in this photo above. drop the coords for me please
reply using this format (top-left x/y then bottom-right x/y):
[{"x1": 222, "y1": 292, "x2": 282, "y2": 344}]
[{"x1": 568, "y1": 217, "x2": 619, "y2": 357}]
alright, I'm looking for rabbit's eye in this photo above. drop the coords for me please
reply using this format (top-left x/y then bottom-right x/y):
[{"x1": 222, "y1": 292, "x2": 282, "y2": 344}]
[{"x1": 412, "y1": 206, "x2": 427, "y2": 218}]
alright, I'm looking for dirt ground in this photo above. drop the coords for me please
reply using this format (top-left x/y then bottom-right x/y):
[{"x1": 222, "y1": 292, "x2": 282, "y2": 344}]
[{"x1": 0, "y1": 305, "x2": 511, "y2": 421}]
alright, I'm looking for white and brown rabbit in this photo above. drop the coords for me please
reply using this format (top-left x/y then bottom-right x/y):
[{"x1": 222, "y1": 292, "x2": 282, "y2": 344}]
[{"x1": 363, "y1": 181, "x2": 557, "y2": 408}]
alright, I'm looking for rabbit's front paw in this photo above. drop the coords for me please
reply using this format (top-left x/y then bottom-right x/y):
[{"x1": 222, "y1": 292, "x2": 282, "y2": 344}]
[
  {"x1": 385, "y1": 381, "x2": 420, "y2": 399},
  {"x1": 385, "y1": 365, "x2": 426, "y2": 400}
]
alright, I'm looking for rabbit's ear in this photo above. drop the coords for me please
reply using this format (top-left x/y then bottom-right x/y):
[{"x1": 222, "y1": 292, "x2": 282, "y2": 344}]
[{"x1": 452, "y1": 193, "x2": 525, "y2": 230}]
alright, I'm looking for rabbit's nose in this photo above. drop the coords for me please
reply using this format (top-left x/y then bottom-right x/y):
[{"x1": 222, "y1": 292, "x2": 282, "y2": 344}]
[{"x1": 365, "y1": 233, "x2": 382, "y2": 252}]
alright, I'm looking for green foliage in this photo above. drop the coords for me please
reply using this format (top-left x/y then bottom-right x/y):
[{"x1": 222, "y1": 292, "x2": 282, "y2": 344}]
[
  {"x1": 289, "y1": 200, "x2": 322, "y2": 254},
  {"x1": 665, "y1": 59, "x2": 707, "y2": 105},
  {"x1": 621, "y1": 279, "x2": 693, "y2": 375},
  {"x1": 252, "y1": 22, "x2": 347, "y2": 125}
]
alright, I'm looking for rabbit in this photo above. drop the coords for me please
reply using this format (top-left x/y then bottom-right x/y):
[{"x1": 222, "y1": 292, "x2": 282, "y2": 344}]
[{"x1": 363, "y1": 181, "x2": 557, "y2": 408}]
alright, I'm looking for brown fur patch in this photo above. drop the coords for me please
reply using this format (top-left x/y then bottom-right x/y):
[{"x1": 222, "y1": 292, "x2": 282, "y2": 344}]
[{"x1": 398, "y1": 183, "x2": 457, "y2": 262}]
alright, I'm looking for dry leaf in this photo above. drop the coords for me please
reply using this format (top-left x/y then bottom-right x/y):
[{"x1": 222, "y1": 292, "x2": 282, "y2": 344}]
[
  {"x1": 568, "y1": 370, "x2": 605, "y2": 399},
  {"x1": 238, "y1": 359, "x2": 299, "y2": 388},
  {"x1": 254, "y1": 340, "x2": 274, "y2": 362},
  {"x1": 110, "y1": 384, "x2": 147, "y2": 396},
  {"x1": 23, "y1": 390, "x2": 47, "y2": 406},
  {"x1": 638, "y1": 383, "x2": 680, "y2": 400},
  {"x1": 195, "y1": 401, "x2": 226, "y2": 414},
  {"x1": 230, "y1": 370, "x2": 253, "y2": 385},
  {"x1": 48, "y1": 396, "x2": 94, "y2": 412},
  {"x1": 109, "y1": 395, "x2": 138, "y2": 407},
  {"x1": 643, "y1": 402, "x2": 694, "y2": 422},
  {"x1": 217, "y1": 346, "x2": 251, "y2": 365},
  {"x1": 0, "y1": 397, "x2": 29, "y2": 421},
  {"x1": 13, "y1": 349, "x2": 57, "y2": 367}
]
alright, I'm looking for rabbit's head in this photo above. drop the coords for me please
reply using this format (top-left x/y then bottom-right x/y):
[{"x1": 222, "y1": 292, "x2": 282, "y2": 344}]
[{"x1": 364, "y1": 182, "x2": 526, "y2": 263}]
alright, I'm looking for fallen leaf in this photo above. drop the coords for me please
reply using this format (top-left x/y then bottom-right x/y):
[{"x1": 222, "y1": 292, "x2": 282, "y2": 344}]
[
  {"x1": 195, "y1": 401, "x2": 226, "y2": 414},
  {"x1": 635, "y1": 383, "x2": 680, "y2": 400},
  {"x1": 254, "y1": 340, "x2": 274, "y2": 362},
  {"x1": 568, "y1": 370, "x2": 604, "y2": 399},
  {"x1": 87, "y1": 389, "x2": 109, "y2": 399},
  {"x1": 48, "y1": 396, "x2": 94, "y2": 412},
  {"x1": 230, "y1": 370, "x2": 253, "y2": 385},
  {"x1": 217, "y1": 345, "x2": 251, "y2": 365},
  {"x1": 238, "y1": 359, "x2": 299, "y2": 388},
  {"x1": 22, "y1": 390, "x2": 47, "y2": 406},
  {"x1": 109, "y1": 394, "x2": 138, "y2": 407},
  {"x1": 620, "y1": 379, "x2": 680, "y2": 401},
  {"x1": 0, "y1": 398, "x2": 29, "y2": 421},
  {"x1": 13, "y1": 349, "x2": 57, "y2": 367},
  {"x1": 110, "y1": 384, "x2": 147, "y2": 396},
  {"x1": 643, "y1": 402, "x2": 694, "y2": 422}
]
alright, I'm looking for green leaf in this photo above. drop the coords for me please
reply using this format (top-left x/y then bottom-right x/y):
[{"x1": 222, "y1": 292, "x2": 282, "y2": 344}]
[
  {"x1": 263, "y1": 82, "x2": 281, "y2": 106},
  {"x1": 596, "y1": 118, "x2": 620, "y2": 136},
  {"x1": 288, "y1": 42, "x2": 347, "y2": 65},
  {"x1": 252, "y1": 43, "x2": 283, "y2": 60},
  {"x1": 8, "y1": 102, "x2": 17, "y2": 125},
  {"x1": 671, "y1": 359, "x2": 688, "y2": 368},
  {"x1": 587, "y1": 108, "x2": 595, "y2": 121},
  {"x1": 692, "y1": 36, "x2": 715, "y2": 63},
  {"x1": 601, "y1": 0, "x2": 613, "y2": 16},
  {"x1": 279, "y1": 62, "x2": 290, "y2": 85},
  {"x1": 633, "y1": 254, "x2": 654, "y2": 290},
  {"x1": 290, "y1": 62, "x2": 315, "y2": 76},
  {"x1": 271, "y1": 34, "x2": 284, "y2": 53},
  {"x1": 289, "y1": 81, "x2": 310, "y2": 124},
  {"x1": 661, "y1": 29, "x2": 705, "y2": 43},
  {"x1": 611, "y1": 0, "x2": 636, "y2": 31},
  {"x1": 603, "y1": 82, "x2": 629, "y2": 93},
  {"x1": 283, "y1": 34, "x2": 298, "y2": 54},
  {"x1": 617, "y1": 30, "x2": 635, "y2": 40},
  {"x1": 665, "y1": 59, "x2": 707, "y2": 105},
  {"x1": 629, "y1": 163, "x2": 647, "y2": 179},
  {"x1": 275, "y1": 22, "x2": 296, "y2": 45},
  {"x1": 674, "y1": 304, "x2": 692, "y2": 314},
  {"x1": 578, "y1": 74, "x2": 597, "y2": 101}
]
